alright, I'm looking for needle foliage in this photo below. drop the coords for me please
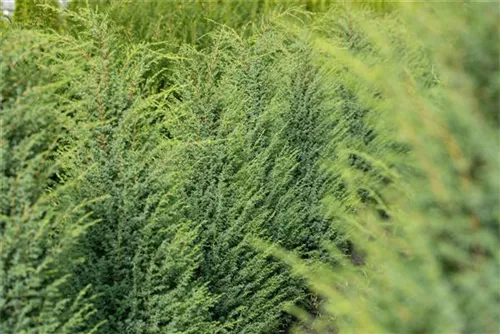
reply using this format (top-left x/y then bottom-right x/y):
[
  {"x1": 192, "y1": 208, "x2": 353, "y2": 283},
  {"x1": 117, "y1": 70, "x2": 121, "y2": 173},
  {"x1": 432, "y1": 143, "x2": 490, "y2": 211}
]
[{"x1": 1, "y1": 1, "x2": 498, "y2": 333}]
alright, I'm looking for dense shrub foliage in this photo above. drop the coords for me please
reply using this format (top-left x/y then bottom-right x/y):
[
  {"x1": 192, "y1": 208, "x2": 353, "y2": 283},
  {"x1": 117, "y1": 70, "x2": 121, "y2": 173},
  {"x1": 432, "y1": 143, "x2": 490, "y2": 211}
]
[
  {"x1": 1, "y1": 1, "x2": 498, "y2": 333},
  {"x1": 0, "y1": 28, "x2": 101, "y2": 333}
]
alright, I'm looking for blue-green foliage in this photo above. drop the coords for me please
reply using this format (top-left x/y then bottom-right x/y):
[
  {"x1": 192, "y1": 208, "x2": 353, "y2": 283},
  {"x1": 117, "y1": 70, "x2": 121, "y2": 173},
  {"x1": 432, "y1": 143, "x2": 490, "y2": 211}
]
[
  {"x1": 47, "y1": 11, "x2": 195, "y2": 333},
  {"x1": 61, "y1": 17, "x2": 340, "y2": 331},
  {"x1": 162, "y1": 27, "x2": 338, "y2": 332}
]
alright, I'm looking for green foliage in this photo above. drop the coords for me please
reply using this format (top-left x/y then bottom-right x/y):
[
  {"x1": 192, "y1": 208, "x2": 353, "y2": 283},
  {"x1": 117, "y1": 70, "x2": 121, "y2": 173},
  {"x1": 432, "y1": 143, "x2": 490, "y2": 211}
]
[
  {"x1": 161, "y1": 25, "x2": 338, "y2": 332},
  {"x1": 48, "y1": 9, "x2": 338, "y2": 331},
  {"x1": 262, "y1": 3, "x2": 500, "y2": 333},
  {"x1": 13, "y1": 0, "x2": 61, "y2": 30},
  {"x1": 62, "y1": 0, "x2": 396, "y2": 49},
  {"x1": 0, "y1": 28, "x2": 100, "y2": 333},
  {"x1": 1, "y1": 2, "x2": 498, "y2": 334},
  {"x1": 43, "y1": 10, "x2": 184, "y2": 332}
]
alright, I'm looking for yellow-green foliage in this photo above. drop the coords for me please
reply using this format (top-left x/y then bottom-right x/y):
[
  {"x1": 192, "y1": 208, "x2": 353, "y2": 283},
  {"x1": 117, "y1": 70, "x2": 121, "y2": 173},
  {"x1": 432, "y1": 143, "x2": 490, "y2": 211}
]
[
  {"x1": 13, "y1": 0, "x2": 60, "y2": 30},
  {"x1": 262, "y1": 3, "x2": 499, "y2": 333},
  {"x1": 64, "y1": 0, "x2": 394, "y2": 47}
]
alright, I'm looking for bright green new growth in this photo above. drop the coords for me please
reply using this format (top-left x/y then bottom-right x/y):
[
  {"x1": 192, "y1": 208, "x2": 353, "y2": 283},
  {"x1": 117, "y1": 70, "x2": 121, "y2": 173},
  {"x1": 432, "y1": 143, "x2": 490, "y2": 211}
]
[
  {"x1": 13, "y1": 0, "x2": 60, "y2": 30},
  {"x1": 1, "y1": 1, "x2": 498, "y2": 334}
]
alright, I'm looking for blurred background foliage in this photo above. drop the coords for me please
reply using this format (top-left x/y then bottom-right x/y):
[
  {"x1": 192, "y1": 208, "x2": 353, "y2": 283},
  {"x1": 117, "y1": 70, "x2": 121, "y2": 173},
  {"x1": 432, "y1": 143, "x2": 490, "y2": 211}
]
[{"x1": 11, "y1": 0, "x2": 395, "y2": 44}]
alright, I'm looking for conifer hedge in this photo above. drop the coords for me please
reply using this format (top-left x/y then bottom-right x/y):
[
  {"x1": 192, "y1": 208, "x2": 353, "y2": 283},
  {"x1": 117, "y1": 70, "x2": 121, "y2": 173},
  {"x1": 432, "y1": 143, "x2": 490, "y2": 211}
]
[{"x1": 1, "y1": 1, "x2": 498, "y2": 333}]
